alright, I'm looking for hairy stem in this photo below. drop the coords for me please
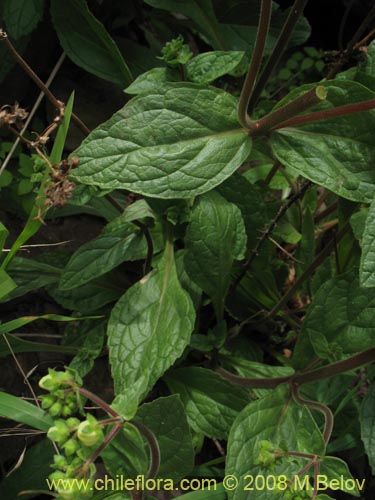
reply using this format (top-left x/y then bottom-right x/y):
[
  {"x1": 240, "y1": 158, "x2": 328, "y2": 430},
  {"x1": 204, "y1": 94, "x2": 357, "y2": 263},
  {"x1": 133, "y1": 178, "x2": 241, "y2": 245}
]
[
  {"x1": 237, "y1": 0, "x2": 272, "y2": 128},
  {"x1": 248, "y1": 0, "x2": 308, "y2": 111}
]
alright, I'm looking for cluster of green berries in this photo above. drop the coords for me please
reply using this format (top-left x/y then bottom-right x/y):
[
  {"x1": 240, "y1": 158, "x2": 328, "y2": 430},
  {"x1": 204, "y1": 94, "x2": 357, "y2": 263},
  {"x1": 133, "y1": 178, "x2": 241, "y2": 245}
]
[
  {"x1": 254, "y1": 440, "x2": 284, "y2": 470},
  {"x1": 39, "y1": 369, "x2": 105, "y2": 500},
  {"x1": 160, "y1": 35, "x2": 193, "y2": 66},
  {"x1": 39, "y1": 368, "x2": 83, "y2": 418}
]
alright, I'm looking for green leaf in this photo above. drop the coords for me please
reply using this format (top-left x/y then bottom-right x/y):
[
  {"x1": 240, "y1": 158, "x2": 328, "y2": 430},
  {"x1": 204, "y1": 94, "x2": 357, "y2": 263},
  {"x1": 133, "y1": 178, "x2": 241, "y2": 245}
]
[
  {"x1": 293, "y1": 271, "x2": 375, "y2": 369},
  {"x1": 0, "y1": 332, "x2": 78, "y2": 358},
  {"x1": 71, "y1": 85, "x2": 252, "y2": 199},
  {"x1": 100, "y1": 423, "x2": 148, "y2": 479},
  {"x1": 165, "y1": 367, "x2": 249, "y2": 439},
  {"x1": 50, "y1": 0, "x2": 132, "y2": 87},
  {"x1": 108, "y1": 241, "x2": 195, "y2": 399},
  {"x1": 184, "y1": 191, "x2": 246, "y2": 319},
  {"x1": 68, "y1": 320, "x2": 106, "y2": 377},
  {"x1": 296, "y1": 207, "x2": 315, "y2": 278},
  {"x1": 2, "y1": 257, "x2": 61, "y2": 302},
  {"x1": 360, "y1": 197, "x2": 375, "y2": 286},
  {"x1": 48, "y1": 276, "x2": 121, "y2": 314},
  {"x1": 50, "y1": 92, "x2": 75, "y2": 165},
  {"x1": 0, "y1": 313, "x2": 99, "y2": 334},
  {"x1": 216, "y1": 173, "x2": 278, "y2": 249},
  {"x1": 226, "y1": 385, "x2": 325, "y2": 500},
  {"x1": 125, "y1": 67, "x2": 180, "y2": 95},
  {"x1": 0, "y1": 95, "x2": 74, "y2": 271},
  {"x1": 0, "y1": 391, "x2": 53, "y2": 431},
  {"x1": 0, "y1": 439, "x2": 54, "y2": 500},
  {"x1": 360, "y1": 381, "x2": 375, "y2": 474},
  {"x1": 59, "y1": 221, "x2": 146, "y2": 291},
  {"x1": 2, "y1": 0, "x2": 44, "y2": 39},
  {"x1": 136, "y1": 395, "x2": 195, "y2": 481},
  {"x1": 179, "y1": 484, "x2": 226, "y2": 500},
  {"x1": 319, "y1": 456, "x2": 361, "y2": 496},
  {"x1": 144, "y1": 0, "x2": 226, "y2": 50},
  {"x1": 0, "y1": 268, "x2": 17, "y2": 299},
  {"x1": 271, "y1": 81, "x2": 375, "y2": 202},
  {"x1": 0, "y1": 222, "x2": 9, "y2": 250},
  {"x1": 186, "y1": 51, "x2": 244, "y2": 84}
]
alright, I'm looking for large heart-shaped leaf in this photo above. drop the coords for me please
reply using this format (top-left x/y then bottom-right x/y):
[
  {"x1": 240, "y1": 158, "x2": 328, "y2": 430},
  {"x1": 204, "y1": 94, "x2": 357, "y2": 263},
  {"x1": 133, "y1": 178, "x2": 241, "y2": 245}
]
[
  {"x1": 271, "y1": 81, "x2": 375, "y2": 202},
  {"x1": 108, "y1": 242, "x2": 195, "y2": 399},
  {"x1": 71, "y1": 85, "x2": 251, "y2": 199}
]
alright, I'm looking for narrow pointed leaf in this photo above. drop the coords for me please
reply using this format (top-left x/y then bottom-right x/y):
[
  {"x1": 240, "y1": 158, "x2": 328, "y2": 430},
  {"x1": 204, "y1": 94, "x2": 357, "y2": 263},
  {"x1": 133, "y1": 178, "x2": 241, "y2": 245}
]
[
  {"x1": 108, "y1": 242, "x2": 195, "y2": 399},
  {"x1": 0, "y1": 391, "x2": 53, "y2": 431},
  {"x1": 184, "y1": 191, "x2": 246, "y2": 319},
  {"x1": 50, "y1": 0, "x2": 132, "y2": 86},
  {"x1": 59, "y1": 222, "x2": 146, "y2": 290},
  {"x1": 71, "y1": 85, "x2": 252, "y2": 199}
]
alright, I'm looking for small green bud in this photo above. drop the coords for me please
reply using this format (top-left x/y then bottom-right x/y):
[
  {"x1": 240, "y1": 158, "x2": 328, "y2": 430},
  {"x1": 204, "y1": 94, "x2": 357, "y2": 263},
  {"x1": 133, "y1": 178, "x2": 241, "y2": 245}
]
[
  {"x1": 160, "y1": 35, "x2": 193, "y2": 66},
  {"x1": 52, "y1": 454, "x2": 68, "y2": 470},
  {"x1": 77, "y1": 417, "x2": 104, "y2": 447},
  {"x1": 62, "y1": 405, "x2": 73, "y2": 418},
  {"x1": 40, "y1": 394, "x2": 56, "y2": 409},
  {"x1": 49, "y1": 401, "x2": 63, "y2": 417},
  {"x1": 47, "y1": 420, "x2": 70, "y2": 444},
  {"x1": 63, "y1": 438, "x2": 79, "y2": 456},
  {"x1": 49, "y1": 470, "x2": 66, "y2": 481},
  {"x1": 39, "y1": 373, "x2": 59, "y2": 392},
  {"x1": 66, "y1": 417, "x2": 80, "y2": 430}
]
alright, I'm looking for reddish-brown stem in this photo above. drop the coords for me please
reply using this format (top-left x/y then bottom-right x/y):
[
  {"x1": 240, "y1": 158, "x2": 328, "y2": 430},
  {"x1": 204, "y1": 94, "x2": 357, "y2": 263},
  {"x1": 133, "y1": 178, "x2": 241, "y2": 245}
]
[
  {"x1": 291, "y1": 382, "x2": 333, "y2": 444},
  {"x1": 276, "y1": 451, "x2": 319, "y2": 461},
  {"x1": 132, "y1": 420, "x2": 161, "y2": 480},
  {"x1": 237, "y1": 0, "x2": 272, "y2": 128},
  {"x1": 264, "y1": 160, "x2": 281, "y2": 185},
  {"x1": 77, "y1": 422, "x2": 124, "y2": 478},
  {"x1": 231, "y1": 180, "x2": 311, "y2": 293},
  {"x1": 248, "y1": 0, "x2": 309, "y2": 111},
  {"x1": 76, "y1": 387, "x2": 120, "y2": 418},
  {"x1": 274, "y1": 98, "x2": 375, "y2": 130},
  {"x1": 216, "y1": 347, "x2": 375, "y2": 389},
  {"x1": 0, "y1": 30, "x2": 90, "y2": 136},
  {"x1": 253, "y1": 87, "x2": 327, "y2": 134}
]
